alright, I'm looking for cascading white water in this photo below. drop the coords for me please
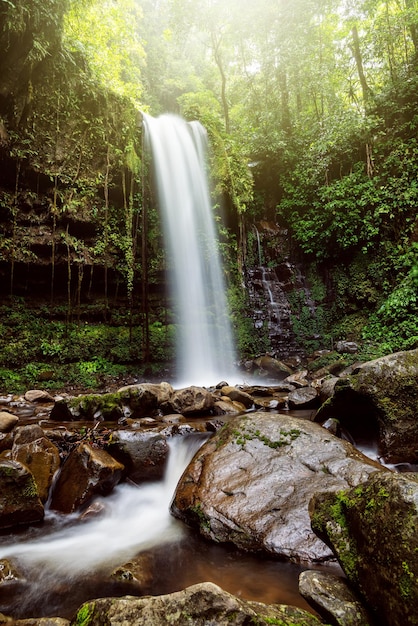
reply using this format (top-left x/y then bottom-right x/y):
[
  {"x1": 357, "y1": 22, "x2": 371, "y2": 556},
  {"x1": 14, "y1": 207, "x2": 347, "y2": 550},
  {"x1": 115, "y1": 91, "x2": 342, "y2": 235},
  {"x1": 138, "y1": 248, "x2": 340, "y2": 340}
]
[
  {"x1": 0, "y1": 436, "x2": 205, "y2": 576},
  {"x1": 143, "y1": 113, "x2": 237, "y2": 387}
]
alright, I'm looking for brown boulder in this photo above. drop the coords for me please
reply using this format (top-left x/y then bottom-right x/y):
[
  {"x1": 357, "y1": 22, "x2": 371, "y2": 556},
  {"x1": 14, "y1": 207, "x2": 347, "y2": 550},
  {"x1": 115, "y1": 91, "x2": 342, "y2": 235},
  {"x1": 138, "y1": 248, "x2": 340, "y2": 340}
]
[
  {"x1": 118, "y1": 382, "x2": 173, "y2": 418},
  {"x1": 220, "y1": 386, "x2": 254, "y2": 408},
  {"x1": 254, "y1": 355, "x2": 293, "y2": 379},
  {"x1": 0, "y1": 412, "x2": 18, "y2": 433},
  {"x1": 24, "y1": 389, "x2": 55, "y2": 403},
  {"x1": 11, "y1": 425, "x2": 61, "y2": 502},
  {"x1": 162, "y1": 386, "x2": 214, "y2": 415},
  {"x1": 50, "y1": 443, "x2": 124, "y2": 514}
]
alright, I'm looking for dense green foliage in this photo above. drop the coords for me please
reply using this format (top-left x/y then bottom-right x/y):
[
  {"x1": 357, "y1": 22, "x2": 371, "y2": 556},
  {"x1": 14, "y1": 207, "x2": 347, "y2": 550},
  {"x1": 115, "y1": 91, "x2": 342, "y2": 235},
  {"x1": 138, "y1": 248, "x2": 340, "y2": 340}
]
[{"x1": 0, "y1": 0, "x2": 417, "y2": 390}]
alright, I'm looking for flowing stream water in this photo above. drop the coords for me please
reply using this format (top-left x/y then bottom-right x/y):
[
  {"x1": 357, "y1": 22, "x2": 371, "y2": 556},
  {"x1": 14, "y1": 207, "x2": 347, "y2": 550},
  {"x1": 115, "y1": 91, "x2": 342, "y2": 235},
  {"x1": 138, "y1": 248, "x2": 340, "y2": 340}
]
[
  {"x1": 143, "y1": 113, "x2": 237, "y2": 387},
  {"x1": 0, "y1": 433, "x2": 320, "y2": 619}
]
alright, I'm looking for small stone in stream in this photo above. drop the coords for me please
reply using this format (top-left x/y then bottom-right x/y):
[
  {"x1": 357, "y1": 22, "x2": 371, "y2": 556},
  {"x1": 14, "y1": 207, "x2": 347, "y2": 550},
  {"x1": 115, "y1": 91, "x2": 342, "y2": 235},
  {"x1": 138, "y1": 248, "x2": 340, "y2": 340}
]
[
  {"x1": 285, "y1": 370, "x2": 309, "y2": 387},
  {"x1": 0, "y1": 412, "x2": 18, "y2": 433},
  {"x1": 299, "y1": 570, "x2": 373, "y2": 626},
  {"x1": 24, "y1": 390, "x2": 55, "y2": 403},
  {"x1": 321, "y1": 418, "x2": 341, "y2": 437},
  {"x1": 220, "y1": 386, "x2": 254, "y2": 408},
  {"x1": 79, "y1": 501, "x2": 106, "y2": 521},
  {"x1": 213, "y1": 399, "x2": 242, "y2": 415},
  {"x1": 288, "y1": 386, "x2": 319, "y2": 409},
  {"x1": 161, "y1": 414, "x2": 184, "y2": 424},
  {"x1": 0, "y1": 558, "x2": 23, "y2": 583}
]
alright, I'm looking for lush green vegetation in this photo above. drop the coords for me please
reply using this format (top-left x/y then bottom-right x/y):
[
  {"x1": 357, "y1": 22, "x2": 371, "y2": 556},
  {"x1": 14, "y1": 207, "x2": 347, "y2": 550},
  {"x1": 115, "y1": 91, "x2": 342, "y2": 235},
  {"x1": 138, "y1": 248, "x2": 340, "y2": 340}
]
[{"x1": 0, "y1": 0, "x2": 417, "y2": 391}]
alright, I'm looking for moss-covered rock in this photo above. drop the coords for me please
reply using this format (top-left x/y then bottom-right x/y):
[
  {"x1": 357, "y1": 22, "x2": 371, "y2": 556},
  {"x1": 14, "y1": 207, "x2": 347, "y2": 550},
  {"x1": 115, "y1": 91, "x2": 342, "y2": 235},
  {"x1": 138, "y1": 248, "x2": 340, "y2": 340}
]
[
  {"x1": 310, "y1": 471, "x2": 418, "y2": 626},
  {"x1": 11, "y1": 425, "x2": 61, "y2": 502},
  {"x1": 50, "y1": 383, "x2": 175, "y2": 422},
  {"x1": 0, "y1": 460, "x2": 44, "y2": 529},
  {"x1": 315, "y1": 348, "x2": 418, "y2": 463},
  {"x1": 50, "y1": 393, "x2": 124, "y2": 422}
]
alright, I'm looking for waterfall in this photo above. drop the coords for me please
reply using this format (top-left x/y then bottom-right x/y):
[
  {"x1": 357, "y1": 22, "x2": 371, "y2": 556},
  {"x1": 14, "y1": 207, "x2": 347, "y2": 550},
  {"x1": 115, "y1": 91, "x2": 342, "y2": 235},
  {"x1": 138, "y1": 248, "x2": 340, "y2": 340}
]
[{"x1": 143, "y1": 113, "x2": 237, "y2": 387}]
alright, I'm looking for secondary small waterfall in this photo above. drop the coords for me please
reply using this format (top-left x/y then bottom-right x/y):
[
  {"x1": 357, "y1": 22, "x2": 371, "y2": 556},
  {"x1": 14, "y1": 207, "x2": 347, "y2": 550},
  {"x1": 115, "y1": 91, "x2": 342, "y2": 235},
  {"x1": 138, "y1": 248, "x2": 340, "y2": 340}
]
[
  {"x1": 246, "y1": 224, "x2": 316, "y2": 358},
  {"x1": 143, "y1": 113, "x2": 237, "y2": 387}
]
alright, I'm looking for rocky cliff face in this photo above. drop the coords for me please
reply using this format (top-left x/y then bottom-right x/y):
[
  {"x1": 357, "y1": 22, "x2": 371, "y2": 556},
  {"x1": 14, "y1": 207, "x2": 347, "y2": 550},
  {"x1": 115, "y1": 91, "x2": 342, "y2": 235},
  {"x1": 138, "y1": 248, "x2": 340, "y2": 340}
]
[{"x1": 244, "y1": 221, "x2": 321, "y2": 359}]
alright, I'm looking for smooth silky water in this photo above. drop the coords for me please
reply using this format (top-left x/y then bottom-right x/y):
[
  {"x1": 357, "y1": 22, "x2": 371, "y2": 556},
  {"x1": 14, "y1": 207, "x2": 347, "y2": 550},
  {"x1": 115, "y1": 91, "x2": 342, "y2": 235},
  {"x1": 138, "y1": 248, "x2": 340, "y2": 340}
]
[
  {"x1": 143, "y1": 113, "x2": 238, "y2": 387},
  {"x1": 0, "y1": 433, "x2": 326, "y2": 619}
]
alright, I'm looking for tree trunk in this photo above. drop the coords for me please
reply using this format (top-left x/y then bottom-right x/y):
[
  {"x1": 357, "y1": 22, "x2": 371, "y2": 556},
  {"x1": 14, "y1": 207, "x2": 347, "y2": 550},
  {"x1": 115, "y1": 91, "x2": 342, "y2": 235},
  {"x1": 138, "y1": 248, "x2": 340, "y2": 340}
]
[
  {"x1": 212, "y1": 34, "x2": 230, "y2": 133},
  {"x1": 65, "y1": 224, "x2": 72, "y2": 328},
  {"x1": 10, "y1": 159, "x2": 20, "y2": 296},
  {"x1": 278, "y1": 66, "x2": 291, "y2": 134},
  {"x1": 405, "y1": 0, "x2": 418, "y2": 54},
  {"x1": 141, "y1": 141, "x2": 150, "y2": 362},
  {"x1": 103, "y1": 144, "x2": 111, "y2": 320},
  {"x1": 351, "y1": 25, "x2": 371, "y2": 105}
]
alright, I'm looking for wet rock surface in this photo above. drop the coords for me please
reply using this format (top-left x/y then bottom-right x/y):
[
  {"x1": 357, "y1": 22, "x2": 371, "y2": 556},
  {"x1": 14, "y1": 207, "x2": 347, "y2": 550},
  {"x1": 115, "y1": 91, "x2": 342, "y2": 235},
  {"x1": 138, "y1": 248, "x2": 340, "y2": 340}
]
[
  {"x1": 299, "y1": 570, "x2": 374, "y2": 625},
  {"x1": 310, "y1": 471, "x2": 418, "y2": 626},
  {"x1": 0, "y1": 361, "x2": 415, "y2": 624},
  {"x1": 71, "y1": 581, "x2": 324, "y2": 626},
  {"x1": 7, "y1": 424, "x2": 61, "y2": 503},
  {"x1": 0, "y1": 460, "x2": 44, "y2": 529},
  {"x1": 105, "y1": 430, "x2": 169, "y2": 483},
  {"x1": 288, "y1": 386, "x2": 319, "y2": 410},
  {"x1": 315, "y1": 348, "x2": 418, "y2": 463},
  {"x1": 172, "y1": 412, "x2": 384, "y2": 562},
  {"x1": 49, "y1": 443, "x2": 124, "y2": 514},
  {"x1": 0, "y1": 412, "x2": 19, "y2": 433}
]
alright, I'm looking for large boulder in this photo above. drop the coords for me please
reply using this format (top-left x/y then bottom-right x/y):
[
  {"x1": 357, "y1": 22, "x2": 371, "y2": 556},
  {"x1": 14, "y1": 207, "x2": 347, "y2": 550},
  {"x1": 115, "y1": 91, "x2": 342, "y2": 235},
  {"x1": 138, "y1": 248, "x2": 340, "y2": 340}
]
[
  {"x1": 254, "y1": 355, "x2": 293, "y2": 379},
  {"x1": 71, "y1": 581, "x2": 323, "y2": 625},
  {"x1": 50, "y1": 383, "x2": 174, "y2": 422},
  {"x1": 171, "y1": 412, "x2": 384, "y2": 562},
  {"x1": 310, "y1": 471, "x2": 418, "y2": 626},
  {"x1": 49, "y1": 443, "x2": 124, "y2": 513},
  {"x1": 105, "y1": 430, "x2": 169, "y2": 482},
  {"x1": 315, "y1": 348, "x2": 418, "y2": 463},
  {"x1": 50, "y1": 393, "x2": 124, "y2": 422},
  {"x1": 162, "y1": 386, "x2": 214, "y2": 415},
  {"x1": 0, "y1": 460, "x2": 44, "y2": 529},
  {"x1": 118, "y1": 382, "x2": 174, "y2": 418},
  {"x1": 10, "y1": 424, "x2": 61, "y2": 502}
]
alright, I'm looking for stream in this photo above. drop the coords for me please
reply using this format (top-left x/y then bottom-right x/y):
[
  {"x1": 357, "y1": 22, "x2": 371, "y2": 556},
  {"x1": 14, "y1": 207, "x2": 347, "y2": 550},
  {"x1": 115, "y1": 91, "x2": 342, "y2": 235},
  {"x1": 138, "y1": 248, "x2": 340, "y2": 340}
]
[{"x1": 0, "y1": 426, "x2": 345, "y2": 620}]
